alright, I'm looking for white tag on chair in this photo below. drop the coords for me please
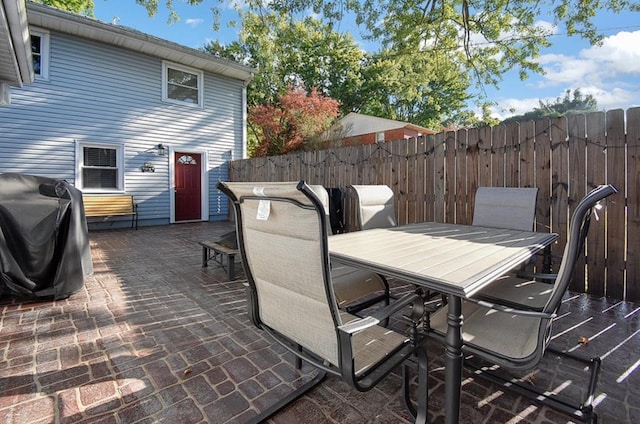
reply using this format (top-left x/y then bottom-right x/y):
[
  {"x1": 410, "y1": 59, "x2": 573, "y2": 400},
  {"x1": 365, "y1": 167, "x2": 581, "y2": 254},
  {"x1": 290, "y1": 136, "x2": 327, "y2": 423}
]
[
  {"x1": 594, "y1": 202, "x2": 603, "y2": 221},
  {"x1": 257, "y1": 200, "x2": 271, "y2": 220}
]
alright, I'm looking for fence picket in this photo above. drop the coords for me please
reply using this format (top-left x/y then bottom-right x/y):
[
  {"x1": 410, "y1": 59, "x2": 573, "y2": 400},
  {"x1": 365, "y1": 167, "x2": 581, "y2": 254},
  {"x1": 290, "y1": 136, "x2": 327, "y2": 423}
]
[
  {"x1": 606, "y1": 109, "x2": 626, "y2": 300},
  {"x1": 627, "y1": 107, "x2": 640, "y2": 301},
  {"x1": 445, "y1": 131, "x2": 456, "y2": 223},
  {"x1": 568, "y1": 114, "x2": 588, "y2": 292},
  {"x1": 586, "y1": 111, "x2": 607, "y2": 296}
]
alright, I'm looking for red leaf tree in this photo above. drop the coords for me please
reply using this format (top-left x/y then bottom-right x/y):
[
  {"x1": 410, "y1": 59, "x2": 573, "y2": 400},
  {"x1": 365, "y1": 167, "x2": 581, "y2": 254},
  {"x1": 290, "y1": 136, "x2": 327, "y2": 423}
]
[{"x1": 249, "y1": 86, "x2": 340, "y2": 157}]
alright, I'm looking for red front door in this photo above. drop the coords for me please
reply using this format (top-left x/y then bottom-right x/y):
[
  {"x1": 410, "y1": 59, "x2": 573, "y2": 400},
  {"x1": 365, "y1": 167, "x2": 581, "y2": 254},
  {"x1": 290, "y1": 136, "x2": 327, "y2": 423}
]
[{"x1": 175, "y1": 152, "x2": 202, "y2": 221}]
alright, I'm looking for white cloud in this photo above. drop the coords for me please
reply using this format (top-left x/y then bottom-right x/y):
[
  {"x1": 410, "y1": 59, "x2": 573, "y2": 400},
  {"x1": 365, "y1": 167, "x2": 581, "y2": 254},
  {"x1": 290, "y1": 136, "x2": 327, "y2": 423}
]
[
  {"x1": 488, "y1": 97, "x2": 541, "y2": 120},
  {"x1": 581, "y1": 31, "x2": 640, "y2": 74},
  {"x1": 504, "y1": 29, "x2": 640, "y2": 113},
  {"x1": 579, "y1": 86, "x2": 639, "y2": 110},
  {"x1": 489, "y1": 84, "x2": 640, "y2": 120},
  {"x1": 536, "y1": 30, "x2": 640, "y2": 87},
  {"x1": 185, "y1": 18, "x2": 204, "y2": 28},
  {"x1": 533, "y1": 20, "x2": 557, "y2": 36}
]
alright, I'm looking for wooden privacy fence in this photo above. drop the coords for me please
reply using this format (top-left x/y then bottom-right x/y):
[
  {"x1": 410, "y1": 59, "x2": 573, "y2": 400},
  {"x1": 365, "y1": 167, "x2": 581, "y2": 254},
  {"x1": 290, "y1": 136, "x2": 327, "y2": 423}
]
[{"x1": 229, "y1": 108, "x2": 640, "y2": 302}]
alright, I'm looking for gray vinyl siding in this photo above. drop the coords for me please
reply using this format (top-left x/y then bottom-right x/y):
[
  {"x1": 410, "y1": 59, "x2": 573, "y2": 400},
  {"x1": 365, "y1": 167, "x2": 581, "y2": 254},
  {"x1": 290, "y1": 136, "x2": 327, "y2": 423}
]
[{"x1": 0, "y1": 30, "x2": 243, "y2": 225}]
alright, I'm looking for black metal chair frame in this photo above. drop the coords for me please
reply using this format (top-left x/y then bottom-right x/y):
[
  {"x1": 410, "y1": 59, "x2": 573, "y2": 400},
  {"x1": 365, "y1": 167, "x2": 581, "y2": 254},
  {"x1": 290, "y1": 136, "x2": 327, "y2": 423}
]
[
  {"x1": 219, "y1": 181, "x2": 431, "y2": 424},
  {"x1": 427, "y1": 184, "x2": 616, "y2": 424}
]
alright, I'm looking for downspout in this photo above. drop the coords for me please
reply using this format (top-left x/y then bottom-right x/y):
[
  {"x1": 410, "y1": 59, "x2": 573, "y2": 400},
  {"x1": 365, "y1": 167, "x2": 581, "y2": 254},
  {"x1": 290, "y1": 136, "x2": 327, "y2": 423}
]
[{"x1": 241, "y1": 75, "x2": 252, "y2": 159}]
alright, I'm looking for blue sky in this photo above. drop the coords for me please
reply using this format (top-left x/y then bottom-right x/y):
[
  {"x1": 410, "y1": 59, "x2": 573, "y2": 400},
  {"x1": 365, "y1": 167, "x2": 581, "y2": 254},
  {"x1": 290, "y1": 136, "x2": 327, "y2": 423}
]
[{"x1": 93, "y1": 2, "x2": 640, "y2": 120}]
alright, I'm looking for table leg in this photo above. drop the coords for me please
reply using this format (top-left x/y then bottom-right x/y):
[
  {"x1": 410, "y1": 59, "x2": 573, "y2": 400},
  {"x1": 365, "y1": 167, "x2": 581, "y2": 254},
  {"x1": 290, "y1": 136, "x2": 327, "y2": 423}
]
[{"x1": 444, "y1": 295, "x2": 463, "y2": 424}]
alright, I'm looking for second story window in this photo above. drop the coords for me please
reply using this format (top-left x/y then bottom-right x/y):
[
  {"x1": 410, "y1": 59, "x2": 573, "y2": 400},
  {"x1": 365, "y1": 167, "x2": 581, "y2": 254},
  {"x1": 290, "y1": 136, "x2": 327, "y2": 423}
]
[
  {"x1": 162, "y1": 61, "x2": 203, "y2": 107},
  {"x1": 30, "y1": 29, "x2": 50, "y2": 80}
]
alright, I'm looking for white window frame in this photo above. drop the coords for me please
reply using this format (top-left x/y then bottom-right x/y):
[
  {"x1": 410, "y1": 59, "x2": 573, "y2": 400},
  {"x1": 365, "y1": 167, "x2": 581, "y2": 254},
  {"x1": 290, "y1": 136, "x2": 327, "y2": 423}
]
[
  {"x1": 75, "y1": 142, "x2": 125, "y2": 193},
  {"x1": 162, "y1": 61, "x2": 203, "y2": 107},
  {"x1": 30, "y1": 28, "x2": 50, "y2": 81}
]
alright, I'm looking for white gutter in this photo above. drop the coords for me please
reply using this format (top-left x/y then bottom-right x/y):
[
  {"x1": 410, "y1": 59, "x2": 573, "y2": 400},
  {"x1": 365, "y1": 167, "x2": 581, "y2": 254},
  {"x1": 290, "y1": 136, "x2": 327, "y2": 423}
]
[{"x1": 4, "y1": 0, "x2": 33, "y2": 86}]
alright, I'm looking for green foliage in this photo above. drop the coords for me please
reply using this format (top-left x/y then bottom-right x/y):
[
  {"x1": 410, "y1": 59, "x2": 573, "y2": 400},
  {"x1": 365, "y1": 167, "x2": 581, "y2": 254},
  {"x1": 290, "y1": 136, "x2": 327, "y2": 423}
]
[
  {"x1": 204, "y1": 13, "x2": 366, "y2": 109},
  {"x1": 204, "y1": 11, "x2": 470, "y2": 131},
  {"x1": 196, "y1": 1, "x2": 636, "y2": 130},
  {"x1": 501, "y1": 89, "x2": 598, "y2": 124},
  {"x1": 249, "y1": 87, "x2": 340, "y2": 157},
  {"x1": 35, "y1": 0, "x2": 95, "y2": 15},
  {"x1": 445, "y1": 102, "x2": 500, "y2": 129}
]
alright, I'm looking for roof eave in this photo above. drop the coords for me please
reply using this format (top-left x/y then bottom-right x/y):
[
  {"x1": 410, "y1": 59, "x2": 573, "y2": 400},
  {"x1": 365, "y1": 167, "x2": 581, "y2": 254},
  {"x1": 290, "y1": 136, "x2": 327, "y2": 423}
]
[{"x1": 1, "y1": 0, "x2": 34, "y2": 87}]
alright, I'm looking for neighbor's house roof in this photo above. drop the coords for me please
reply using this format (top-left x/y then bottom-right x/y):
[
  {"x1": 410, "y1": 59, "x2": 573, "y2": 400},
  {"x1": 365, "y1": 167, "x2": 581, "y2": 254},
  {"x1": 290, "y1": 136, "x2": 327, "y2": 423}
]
[
  {"x1": 26, "y1": 1, "x2": 255, "y2": 82},
  {"x1": 324, "y1": 112, "x2": 435, "y2": 141},
  {"x1": 0, "y1": 0, "x2": 33, "y2": 103}
]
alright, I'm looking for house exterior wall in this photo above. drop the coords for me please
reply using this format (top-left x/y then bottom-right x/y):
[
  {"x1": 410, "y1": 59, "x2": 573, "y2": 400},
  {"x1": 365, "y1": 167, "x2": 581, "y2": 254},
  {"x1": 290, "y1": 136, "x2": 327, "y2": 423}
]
[
  {"x1": 0, "y1": 29, "x2": 244, "y2": 227},
  {"x1": 386, "y1": 128, "x2": 422, "y2": 140}
]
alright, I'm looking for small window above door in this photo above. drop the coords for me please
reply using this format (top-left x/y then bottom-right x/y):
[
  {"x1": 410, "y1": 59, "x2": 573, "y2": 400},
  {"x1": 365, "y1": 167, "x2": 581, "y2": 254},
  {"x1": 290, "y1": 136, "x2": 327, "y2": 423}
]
[{"x1": 177, "y1": 155, "x2": 198, "y2": 165}]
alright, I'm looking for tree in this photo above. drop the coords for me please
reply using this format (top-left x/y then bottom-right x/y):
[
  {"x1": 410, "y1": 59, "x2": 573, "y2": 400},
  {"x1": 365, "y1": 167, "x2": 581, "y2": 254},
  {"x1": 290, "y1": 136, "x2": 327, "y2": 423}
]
[
  {"x1": 356, "y1": 49, "x2": 472, "y2": 129},
  {"x1": 33, "y1": 0, "x2": 94, "y2": 15},
  {"x1": 444, "y1": 103, "x2": 500, "y2": 129},
  {"x1": 204, "y1": 12, "x2": 367, "y2": 112},
  {"x1": 206, "y1": 11, "x2": 472, "y2": 131},
  {"x1": 127, "y1": 1, "x2": 640, "y2": 90},
  {"x1": 501, "y1": 89, "x2": 598, "y2": 124},
  {"x1": 249, "y1": 86, "x2": 340, "y2": 156}
]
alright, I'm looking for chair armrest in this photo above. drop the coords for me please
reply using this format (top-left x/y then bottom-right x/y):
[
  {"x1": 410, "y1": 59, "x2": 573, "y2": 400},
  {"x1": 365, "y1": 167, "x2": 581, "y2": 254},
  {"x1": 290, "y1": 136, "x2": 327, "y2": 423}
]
[
  {"x1": 338, "y1": 292, "x2": 422, "y2": 335},
  {"x1": 338, "y1": 316, "x2": 381, "y2": 334},
  {"x1": 370, "y1": 292, "x2": 421, "y2": 321},
  {"x1": 466, "y1": 297, "x2": 557, "y2": 319}
]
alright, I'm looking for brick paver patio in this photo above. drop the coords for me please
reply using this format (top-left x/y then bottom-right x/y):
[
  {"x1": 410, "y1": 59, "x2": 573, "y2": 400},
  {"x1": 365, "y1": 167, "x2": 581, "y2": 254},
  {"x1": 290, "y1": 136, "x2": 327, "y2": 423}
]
[{"x1": 1, "y1": 222, "x2": 639, "y2": 423}]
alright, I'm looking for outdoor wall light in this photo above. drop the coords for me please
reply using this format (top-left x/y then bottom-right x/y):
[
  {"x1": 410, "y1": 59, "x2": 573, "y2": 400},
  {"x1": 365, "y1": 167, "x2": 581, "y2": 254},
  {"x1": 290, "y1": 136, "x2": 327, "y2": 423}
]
[{"x1": 156, "y1": 143, "x2": 166, "y2": 156}]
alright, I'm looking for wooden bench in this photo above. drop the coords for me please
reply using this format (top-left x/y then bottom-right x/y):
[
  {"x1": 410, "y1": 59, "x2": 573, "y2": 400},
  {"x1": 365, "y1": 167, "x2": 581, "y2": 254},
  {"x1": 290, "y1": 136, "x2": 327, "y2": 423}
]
[
  {"x1": 199, "y1": 240, "x2": 238, "y2": 280},
  {"x1": 83, "y1": 194, "x2": 138, "y2": 229}
]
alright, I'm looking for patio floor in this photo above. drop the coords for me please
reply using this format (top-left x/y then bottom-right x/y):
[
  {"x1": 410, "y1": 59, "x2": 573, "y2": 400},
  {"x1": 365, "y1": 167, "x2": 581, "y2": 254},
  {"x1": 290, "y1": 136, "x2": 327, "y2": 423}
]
[{"x1": 1, "y1": 221, "x2": 639, "y2": 423}]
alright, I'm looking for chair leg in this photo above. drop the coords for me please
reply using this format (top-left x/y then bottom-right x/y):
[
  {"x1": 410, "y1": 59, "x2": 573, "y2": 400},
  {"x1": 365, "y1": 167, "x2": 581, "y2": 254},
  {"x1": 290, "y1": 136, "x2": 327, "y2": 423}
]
[
  {"x1": 246, "y1": 370, "x2": 326, "y2": 424},
  {"x1": 546, "y1": 348, "x2": 602, "y2": 423},
  {"x1": 464, "y1": 354, "x2": 601, "y2": 423},
  {"x1": 295, "y1": 344, "x2": 302, "y2": 369},
  {"x1": 402, "y1": 347, "x2": 428, "y2": 424}
]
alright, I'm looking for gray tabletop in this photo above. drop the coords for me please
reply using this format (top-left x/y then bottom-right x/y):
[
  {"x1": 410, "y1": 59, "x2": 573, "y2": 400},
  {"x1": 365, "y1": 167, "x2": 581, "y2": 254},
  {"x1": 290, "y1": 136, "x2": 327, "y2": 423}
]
[{"x1": 328, "y1": 222, "x2": 558, "y2": 297}]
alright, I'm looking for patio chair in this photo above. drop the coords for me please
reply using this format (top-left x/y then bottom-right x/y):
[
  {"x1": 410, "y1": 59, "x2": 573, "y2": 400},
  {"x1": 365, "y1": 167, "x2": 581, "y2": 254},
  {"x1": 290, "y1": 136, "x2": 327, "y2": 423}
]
[
  {"x1": 472, "y1": 186, "x2": 540, "y2": 272},
  {"x1": 350, "y1": 184, "x2": 397, "y2": 230},
  {"x1": 427, "y1": 184, "x2": 617, "y2": 423},
  {"x1": 310, "y1": 185, "x2": 390, "y2": 316},
  {"x1": 472, "y1": 186, "x2": 538, "y2": 231},
  {"x1": 349, "y1": 184, "x2": 445, "y2": 312},
  {"x1": 217, "y1": 180, "x2": 430, "y2": 424}
]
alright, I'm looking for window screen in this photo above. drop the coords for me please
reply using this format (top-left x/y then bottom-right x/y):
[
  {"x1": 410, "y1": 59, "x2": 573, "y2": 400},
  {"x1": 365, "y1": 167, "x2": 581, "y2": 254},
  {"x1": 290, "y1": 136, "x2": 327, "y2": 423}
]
[
  {"x1": 167, "y1": 68, "x2": 199, "y2": 104},
  {"x1": 31, "y1": 35, "x2": 42, "y2": 76},
  {"x1": 82, "y1": 147, "x2": 118, "y2": 189}
]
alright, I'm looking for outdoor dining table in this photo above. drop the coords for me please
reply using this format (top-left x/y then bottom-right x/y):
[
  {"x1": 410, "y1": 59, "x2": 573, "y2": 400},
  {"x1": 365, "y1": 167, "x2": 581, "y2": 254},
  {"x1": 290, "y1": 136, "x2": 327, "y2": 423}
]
[{"x1": 328, "y1": 221, "x2": 558, "y2": 424}]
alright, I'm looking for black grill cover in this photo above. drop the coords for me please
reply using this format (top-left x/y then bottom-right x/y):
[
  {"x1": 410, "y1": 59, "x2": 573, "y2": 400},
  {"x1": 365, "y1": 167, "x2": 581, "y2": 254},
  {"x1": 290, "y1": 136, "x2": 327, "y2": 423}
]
[{"x1": 0, "y1": 173, "x2": 93, "y2": 299}]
